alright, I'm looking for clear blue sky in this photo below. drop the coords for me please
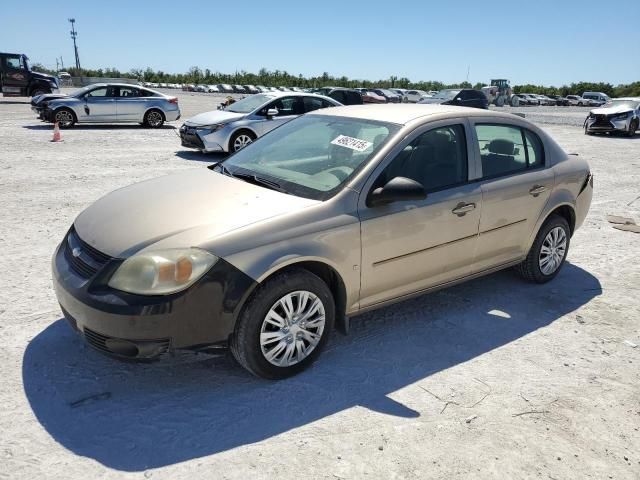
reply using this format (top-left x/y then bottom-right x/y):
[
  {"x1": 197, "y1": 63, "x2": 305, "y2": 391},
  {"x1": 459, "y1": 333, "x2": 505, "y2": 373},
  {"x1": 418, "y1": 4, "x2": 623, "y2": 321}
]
[{"x1": 2, "y1": 0, "x2": 638, "y2": 86}]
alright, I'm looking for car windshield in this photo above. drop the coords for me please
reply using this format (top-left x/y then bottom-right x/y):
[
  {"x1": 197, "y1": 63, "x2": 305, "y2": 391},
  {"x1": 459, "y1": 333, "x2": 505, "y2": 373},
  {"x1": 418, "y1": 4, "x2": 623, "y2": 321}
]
[
  {"x1": 608, "y1": 99, "x2": 639, "y2": 109},
  {"x1": 219, "y1": 115, "x2": 399, "y2": 200},
  {"x1": 225, "y1": 94, "x2": 273, "y2": 113},
  {"x1": 433, "y1": 90, "x2": 459, "y2": 100}
]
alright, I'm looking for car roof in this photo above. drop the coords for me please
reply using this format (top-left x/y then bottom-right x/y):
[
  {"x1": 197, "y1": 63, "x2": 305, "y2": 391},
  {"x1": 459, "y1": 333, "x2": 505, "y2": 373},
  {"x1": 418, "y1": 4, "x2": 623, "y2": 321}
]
[{"x1": 307, "y1": 103, "x2": 518, "y2": 125}]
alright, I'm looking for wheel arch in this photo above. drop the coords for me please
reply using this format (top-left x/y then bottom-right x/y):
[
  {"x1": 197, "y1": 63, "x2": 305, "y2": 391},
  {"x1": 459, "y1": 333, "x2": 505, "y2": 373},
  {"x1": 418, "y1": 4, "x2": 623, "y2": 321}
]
[
  {"x1": 52, "y1": 105, "x2": 78, "y2": 123},
  {"x1": 234, "y1": 257, "x2": 349, "y2": 332},
  {"x1": 144, "y1": 107, "x2": 166, "y2": 121},
  {"x1": 228, "y1": 127, "x2": 258, "y2": 151}
]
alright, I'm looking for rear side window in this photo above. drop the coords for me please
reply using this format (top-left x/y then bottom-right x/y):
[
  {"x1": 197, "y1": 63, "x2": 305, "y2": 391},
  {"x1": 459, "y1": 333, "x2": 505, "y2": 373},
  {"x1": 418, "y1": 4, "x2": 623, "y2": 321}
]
[
  {"x1": 475, "y1": 124, "x2": 544, "y2": 178},
  {"x1": 303, "y1": 96, "x2": 325, "y2": 113}
]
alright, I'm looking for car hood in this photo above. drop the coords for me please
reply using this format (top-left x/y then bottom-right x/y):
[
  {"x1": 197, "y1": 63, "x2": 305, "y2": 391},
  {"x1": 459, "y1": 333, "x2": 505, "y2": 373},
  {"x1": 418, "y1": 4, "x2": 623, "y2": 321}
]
[
  {"x1": 184, "y1": 110, "x2": 245, "y2": 126},
  {"x1": 32, "y1": 93, "x2": 68, "y2": 105},
  {"x1": 74, "y1": 169, "x2": 318, "y2": 258},
  {"x1": 590, "y1": 105, "x2": 632, "y2": 115},
  {"x1": 31, "y1": 71, "x2": 58, "y2": 84}
]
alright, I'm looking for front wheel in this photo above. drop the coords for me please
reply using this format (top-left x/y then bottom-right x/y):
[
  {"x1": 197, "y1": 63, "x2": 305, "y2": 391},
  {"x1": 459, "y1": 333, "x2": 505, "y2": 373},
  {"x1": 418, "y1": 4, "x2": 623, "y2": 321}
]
[
  {"x1": 515, "y1": 215, "x2": 570, "y2": 283},
  {"x1": 143, "y1": 109, "x2": 165, "y2": 128},
  {"x1": 231, "y1": 268, "x2": 335, "y2": 379},
  {"x1": 53, "y1": 108, "x2": 76, "y2": 128},
  {"x1": 230, "y1": 130, "x2": 256, "y2": 152},
  {"x1": 627, "y1": 119, "x2": 638, "y2": 137}
]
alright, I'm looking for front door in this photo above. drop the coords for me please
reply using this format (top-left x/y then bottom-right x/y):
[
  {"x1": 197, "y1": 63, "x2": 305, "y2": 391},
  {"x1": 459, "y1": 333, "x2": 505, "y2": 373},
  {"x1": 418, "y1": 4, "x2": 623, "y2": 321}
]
[
  {"x1": 80, "y1": 86, "x2": 118, "y2": 122},
  {"x1": 359, "y1": 122, "x2": 482, "y2": 308},
  {"x1": 470, "y1": 122, "x2": 553, "y2": 271},
  {"x1": 1, "y1": 54, "x2": 29, "y2": 96},
  {"x1": 254, "y1": 96, "x2": 305, "y2": 136}
]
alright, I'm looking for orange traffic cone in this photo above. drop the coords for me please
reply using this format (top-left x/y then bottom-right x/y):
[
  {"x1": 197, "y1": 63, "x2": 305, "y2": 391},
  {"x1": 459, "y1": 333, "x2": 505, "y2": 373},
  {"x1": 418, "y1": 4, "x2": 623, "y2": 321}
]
[{"x1": 51, "y1": 122, "x2": 62, "y2": 142}]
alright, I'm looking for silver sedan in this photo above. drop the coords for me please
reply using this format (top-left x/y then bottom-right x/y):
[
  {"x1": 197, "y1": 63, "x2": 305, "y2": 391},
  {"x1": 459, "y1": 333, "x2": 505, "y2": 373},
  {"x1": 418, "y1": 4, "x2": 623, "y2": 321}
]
[
  {"x1": 43, "y1": 83, "x2": 181, "y2": 128},
  {"x1": 179, "y1": 92, "x2": 341, "y2": 153}
]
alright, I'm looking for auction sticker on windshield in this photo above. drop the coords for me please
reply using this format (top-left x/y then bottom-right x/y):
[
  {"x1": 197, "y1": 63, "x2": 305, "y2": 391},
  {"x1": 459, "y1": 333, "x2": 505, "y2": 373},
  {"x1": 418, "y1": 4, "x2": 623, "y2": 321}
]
[{"x1": 331, "y1": 135, "x2": 373, "y2": 152}]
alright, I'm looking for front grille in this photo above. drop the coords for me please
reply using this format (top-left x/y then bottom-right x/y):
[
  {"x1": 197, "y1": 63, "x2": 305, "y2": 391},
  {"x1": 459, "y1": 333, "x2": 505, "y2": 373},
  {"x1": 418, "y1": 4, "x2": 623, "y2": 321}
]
[
  {"x1": 64, "y1": 227, "x2": 113, "y2": 278},
  {"x1": 83, "y1": 327, "x2": 171, "y2": 358},
  {"x1": 593, "y1": 115, "x2": 611, "y2": 128}
]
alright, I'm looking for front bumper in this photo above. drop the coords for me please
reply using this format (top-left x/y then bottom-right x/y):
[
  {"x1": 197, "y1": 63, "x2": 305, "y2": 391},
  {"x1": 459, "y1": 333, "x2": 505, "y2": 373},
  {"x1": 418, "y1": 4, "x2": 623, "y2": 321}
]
[
  {"x1": 52, "y1": 228, "x2": 256, "y2": 359},
  {"x1": 179, "y1": 124, "x2": 226, "y2": 152},
  {"x1": 585, "y1": 114, "x2": 632, "y2": 133}
]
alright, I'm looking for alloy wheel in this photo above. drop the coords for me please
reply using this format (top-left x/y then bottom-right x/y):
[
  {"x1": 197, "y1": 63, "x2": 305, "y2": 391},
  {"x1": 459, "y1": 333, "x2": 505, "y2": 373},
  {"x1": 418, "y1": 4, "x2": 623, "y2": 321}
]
[
  {"x1": 55, "y1": 110, "x2": 74, "y2": 127},
  {"x1": 539, "y1": 226, "x2": 567, "y2": 275},
  {"x1": 260, "y1": 290, "x2": 326, "y2": 367},
  {"x1": 233, "y1": 134, "x2": 253, "y2": 151},
  {"x1": 147, "y1": 111, "x2": 163, "y2": 127}
]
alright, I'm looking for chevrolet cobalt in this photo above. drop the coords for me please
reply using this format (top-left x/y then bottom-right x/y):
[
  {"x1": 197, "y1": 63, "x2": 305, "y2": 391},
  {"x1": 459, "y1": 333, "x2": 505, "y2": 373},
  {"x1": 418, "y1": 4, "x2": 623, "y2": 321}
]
[{"x1": 52, "y1": 105, "x2": 593, "y2": 379}]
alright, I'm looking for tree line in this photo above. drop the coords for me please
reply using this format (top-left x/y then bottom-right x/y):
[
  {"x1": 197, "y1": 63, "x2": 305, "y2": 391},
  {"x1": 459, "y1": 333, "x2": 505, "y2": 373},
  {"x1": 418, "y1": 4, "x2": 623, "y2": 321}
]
[{"x1": 32, "y1": 63, "x2": 640, "y2": 97}]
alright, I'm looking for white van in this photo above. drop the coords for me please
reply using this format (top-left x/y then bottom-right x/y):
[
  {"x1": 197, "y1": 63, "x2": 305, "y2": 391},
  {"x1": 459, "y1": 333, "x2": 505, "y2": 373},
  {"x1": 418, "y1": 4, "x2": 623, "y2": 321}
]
[{"x1": 582, "y1": 92, "x2": 610, "y2": 106}]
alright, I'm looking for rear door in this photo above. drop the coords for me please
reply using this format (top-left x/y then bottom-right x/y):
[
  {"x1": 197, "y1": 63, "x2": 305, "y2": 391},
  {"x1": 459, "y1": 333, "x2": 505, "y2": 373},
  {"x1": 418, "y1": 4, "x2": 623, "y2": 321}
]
[
  {"x1": 470, "y1": 121, "x2": 553, "y2": 272},
  {"x1": 81, "y1": 86, "x2": 118, "y2": 122},
  {"x1": 1, "y1": 54, "x2": 29, "y2": 96},
  {"x1": 116, "y1": 86, "x2": 147, "y2": 121}
]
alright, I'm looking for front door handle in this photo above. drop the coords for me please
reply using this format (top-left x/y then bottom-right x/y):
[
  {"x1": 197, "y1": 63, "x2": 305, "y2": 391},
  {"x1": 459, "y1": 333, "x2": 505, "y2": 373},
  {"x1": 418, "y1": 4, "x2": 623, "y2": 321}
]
[
  {"x1": 452, "y1": 202, "x2": 476, "y2": 216},
  {"x1": 529, "y1": 185, "x2": 547, "y2": 197}
]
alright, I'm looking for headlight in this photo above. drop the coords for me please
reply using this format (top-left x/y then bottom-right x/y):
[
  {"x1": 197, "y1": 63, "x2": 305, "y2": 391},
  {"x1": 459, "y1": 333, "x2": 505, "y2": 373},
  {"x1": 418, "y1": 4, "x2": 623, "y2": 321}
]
[
  {"x1": 196, "y1": 123, "x2": 227, "y2": 134},
  {"x1": 108, "y1": 248, "x2": 218, "y2": 295},
  {"x1": 612, "y1": 112, "x2": 630, "y2": 120}
]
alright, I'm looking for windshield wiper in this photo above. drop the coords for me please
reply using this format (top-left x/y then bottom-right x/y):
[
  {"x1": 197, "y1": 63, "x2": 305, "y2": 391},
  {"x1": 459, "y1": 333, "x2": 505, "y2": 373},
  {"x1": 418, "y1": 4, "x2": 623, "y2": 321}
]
[{"x1": 232, "y1": 172, "x2": 289, "y2": 194}]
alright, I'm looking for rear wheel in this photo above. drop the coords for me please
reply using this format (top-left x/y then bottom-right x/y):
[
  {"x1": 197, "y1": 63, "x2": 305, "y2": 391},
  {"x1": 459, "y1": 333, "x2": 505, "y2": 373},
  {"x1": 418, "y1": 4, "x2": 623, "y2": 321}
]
[
  {"x1": 230, "y1": 268, "x2": 335, "y2": 379},
  {"x1": 515, "y1": 214, "x2": 570, "y2": 283},
  {"x1": 144, "y1": 109, "x2": 165, "y2": 128},
  {"x1": 53, "y1": 108, "x2": 76, "y2": 128}
]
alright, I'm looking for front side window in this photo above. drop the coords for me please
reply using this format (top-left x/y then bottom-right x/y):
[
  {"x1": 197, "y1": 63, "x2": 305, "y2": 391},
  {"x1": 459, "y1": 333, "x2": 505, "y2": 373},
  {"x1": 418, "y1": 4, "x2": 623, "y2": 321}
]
[
  {"x1": 220, "y1": 115, "x2": 399, "y2": 199},
  {"x1": 85, "y1": 87, "x2": 109, "y2": 98},
  {"x1": 475, "y1": 124, "x2": 544, "y2": 178},
  {"x1": 4, "y1": 56, "x2": 23, "y2": 69},
  {"x1": 263, "y1": 97, "x2": 305, "y2": 116},
  {"x1": 375, "y1": 125, "x2": 468, "y2": 192}
]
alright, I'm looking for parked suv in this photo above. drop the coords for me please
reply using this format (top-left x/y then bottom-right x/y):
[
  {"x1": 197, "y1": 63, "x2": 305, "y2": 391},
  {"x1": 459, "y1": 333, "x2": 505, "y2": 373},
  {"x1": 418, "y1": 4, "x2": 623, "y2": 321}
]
[
  {"x1": 0, "y1": 52, "x2": 59, "y2": 97},
  {"x1": 313, "y1": 87, "x2": 363, "y2": 105},
  {"x1": 582, "y1": 92, "x2": 610, "y2": 107}
]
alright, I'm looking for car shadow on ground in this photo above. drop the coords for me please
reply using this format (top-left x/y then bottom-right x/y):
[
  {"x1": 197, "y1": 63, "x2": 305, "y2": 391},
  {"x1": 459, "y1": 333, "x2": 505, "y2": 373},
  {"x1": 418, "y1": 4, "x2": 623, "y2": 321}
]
[
  {"x1": 175, "y1": 150, "x2": 229, "y2": 162},
  {"x1": 22, "y1": 124, "x2": 177, "y2": 131},
  {"x1": 23, "y1": 263, "x2": 600, "y2": 472}
]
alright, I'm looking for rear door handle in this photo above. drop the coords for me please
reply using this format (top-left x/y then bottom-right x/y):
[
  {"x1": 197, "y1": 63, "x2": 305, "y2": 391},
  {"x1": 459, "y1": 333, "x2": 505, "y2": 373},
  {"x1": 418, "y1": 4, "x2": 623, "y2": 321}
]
[
  {"x1": 452, "y1": 202, "x2": 476, "y2": 216},
  {"x1": 529, "y1": 185, "x2": 547, "y2": 196}
]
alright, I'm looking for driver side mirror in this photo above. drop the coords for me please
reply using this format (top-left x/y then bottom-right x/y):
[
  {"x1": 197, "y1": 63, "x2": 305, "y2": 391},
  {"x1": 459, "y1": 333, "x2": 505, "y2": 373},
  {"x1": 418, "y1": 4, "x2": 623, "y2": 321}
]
[
  {"x1": 367, "y1": 177, "x2": 426, "y2": 207},
  {"x1": 266, "y1": 108, "x2": 278, "y2": 119}
]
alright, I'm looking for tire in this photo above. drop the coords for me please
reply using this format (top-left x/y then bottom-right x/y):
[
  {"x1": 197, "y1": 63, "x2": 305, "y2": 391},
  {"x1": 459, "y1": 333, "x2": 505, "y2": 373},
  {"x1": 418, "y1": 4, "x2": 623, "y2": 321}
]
[
  {"x1": 230, "y1": 130, "x2": 256, "y2": 152},
  {"x1": 627, "y1": 119, "x2": 638, "y2": 138},
  {"x1": 143, "y1": 109, "x2": 165, "y2": 128},
  {"x1": 578, "y1": 101, "x2": 583, "y2": 107},
  {"x1": 230, "y1": 268, "x2": 335, "y2": 379},
  {"x1": 515, "y1": 214, "x2": 570, "y2": 284},
  {"x1": 53, "y1": 108, "x2": 76, "y2": 128}
]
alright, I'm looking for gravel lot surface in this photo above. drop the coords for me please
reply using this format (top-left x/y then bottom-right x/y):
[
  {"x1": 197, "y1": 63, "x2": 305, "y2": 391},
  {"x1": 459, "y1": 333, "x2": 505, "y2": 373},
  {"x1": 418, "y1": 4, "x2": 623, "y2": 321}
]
[{"x1": 1, "y1": 90, "x2": 639, "y2": 480}]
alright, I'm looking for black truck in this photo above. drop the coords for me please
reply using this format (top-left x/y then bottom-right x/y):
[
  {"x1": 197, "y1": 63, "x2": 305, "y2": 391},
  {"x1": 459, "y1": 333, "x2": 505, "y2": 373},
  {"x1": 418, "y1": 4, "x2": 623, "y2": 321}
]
[{"x1": 0, "y1": 52, "x2": 59, "y2": 97}]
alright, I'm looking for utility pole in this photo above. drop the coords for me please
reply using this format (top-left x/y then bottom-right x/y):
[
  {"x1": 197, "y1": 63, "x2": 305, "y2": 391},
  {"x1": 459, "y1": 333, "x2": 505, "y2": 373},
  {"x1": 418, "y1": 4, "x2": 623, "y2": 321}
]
[{"x1": 68, "y1": 18, "x2": 81, "y2": 70}]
